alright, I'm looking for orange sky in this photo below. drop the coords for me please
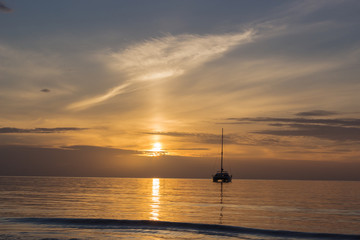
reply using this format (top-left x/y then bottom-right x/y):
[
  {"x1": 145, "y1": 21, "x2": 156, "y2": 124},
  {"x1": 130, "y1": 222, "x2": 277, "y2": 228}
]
[{"x1": 1, "y1": 0, "x2": 360, "y2": 180}]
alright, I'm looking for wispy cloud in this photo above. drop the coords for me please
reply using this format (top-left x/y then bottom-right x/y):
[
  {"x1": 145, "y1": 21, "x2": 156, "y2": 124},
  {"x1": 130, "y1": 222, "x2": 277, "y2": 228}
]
[
  {"x1": 295, "y1": 110, "x2": 338, "y2": 117},
  {"x1": 0, "y1": 44, "x2": 62, "y2": 79},
  {"x1": 67, "y1": 83, "x2": 131, "y2": 110},
  {"x1": 173, "y1": 148, "x2": 209, "y2": 151},
  {"x1": 0, "y1": 1, "x2": 12, "y2": 13},
  {"x1": 145, "y1": 131, "x2": 240, "y2": 145},
  {"x1": 255, "y1": 124, "x2": 360, "y2": 142},
  {"x1": 0, "y1": 127, "x2": 88, "y2": 134},
  {"x1": 227, "y1": 117, "x2": 360, "y2": 127},
  {"x1": 0, "y1": 43, "x2": 76, "y2": 106},
  {"x1": 67, "y1": 31, "x2": 254, "y2": 110}
]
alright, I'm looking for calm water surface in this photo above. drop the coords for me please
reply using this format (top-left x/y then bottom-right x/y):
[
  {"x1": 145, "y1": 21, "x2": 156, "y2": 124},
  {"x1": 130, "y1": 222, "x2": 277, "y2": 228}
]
[{"x1": 1, "y1": 177, "x2": 359, "y2": 239}]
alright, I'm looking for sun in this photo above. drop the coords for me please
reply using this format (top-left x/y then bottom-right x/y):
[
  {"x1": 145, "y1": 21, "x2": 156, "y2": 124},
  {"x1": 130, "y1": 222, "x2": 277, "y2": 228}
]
[
  {"x1": 152, "y1": 142, "x2": 162, "y2": 152},
  {"x1": 148, "y1": 142, "x2": 166, "y2": 157}
]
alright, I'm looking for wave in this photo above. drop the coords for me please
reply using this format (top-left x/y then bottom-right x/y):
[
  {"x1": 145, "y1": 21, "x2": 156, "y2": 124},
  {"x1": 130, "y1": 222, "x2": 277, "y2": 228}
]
[{"x1": 10, "y1": 217, "x2": 360, "y2": 239}]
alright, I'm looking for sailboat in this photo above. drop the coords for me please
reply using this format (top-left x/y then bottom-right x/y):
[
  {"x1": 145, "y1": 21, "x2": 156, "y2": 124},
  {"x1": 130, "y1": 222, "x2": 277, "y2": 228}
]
[{"x1": 212, "y1": 128, "x2": 232, "y2": 183}]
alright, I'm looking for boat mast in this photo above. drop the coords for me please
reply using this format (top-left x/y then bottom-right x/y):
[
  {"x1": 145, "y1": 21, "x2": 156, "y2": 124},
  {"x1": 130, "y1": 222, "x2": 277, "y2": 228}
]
[{"x1": 221, "y1": 128, "x2": 224, "y2": 173}]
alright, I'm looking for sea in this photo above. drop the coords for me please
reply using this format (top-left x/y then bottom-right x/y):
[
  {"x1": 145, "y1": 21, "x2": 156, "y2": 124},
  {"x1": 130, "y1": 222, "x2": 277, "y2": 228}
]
[{"x1": 0, "y1": 177, "x2": 359, "y2": 240}]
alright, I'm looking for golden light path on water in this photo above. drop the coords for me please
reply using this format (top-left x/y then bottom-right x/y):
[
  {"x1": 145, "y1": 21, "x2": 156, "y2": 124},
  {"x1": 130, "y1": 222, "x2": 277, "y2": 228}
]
[{"x1": 151, "y1": 178, "x2": 160, "y2": 221}]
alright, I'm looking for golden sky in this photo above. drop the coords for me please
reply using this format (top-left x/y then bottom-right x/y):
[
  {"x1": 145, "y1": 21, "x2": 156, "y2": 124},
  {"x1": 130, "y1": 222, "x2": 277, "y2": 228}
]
[{"x1": 1, "y1": 0, "x2": 360, "y2": 179}]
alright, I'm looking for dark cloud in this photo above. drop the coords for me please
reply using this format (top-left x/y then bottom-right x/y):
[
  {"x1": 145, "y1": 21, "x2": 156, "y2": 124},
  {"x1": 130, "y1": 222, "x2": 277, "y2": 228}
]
[
  {"x1": 0, "y1": 127, "x2": 88, "y2": 134},
  {"x1": 0, "y1": 145, "x2": 140, "y2": 177},
  {"x1": 295, "y1": 110, "x2": 338, "y2": 117},
  {"x1": 41, "y1": 88, "x2": 51, "y2": 93},
  {"x1": 255, "y1": 124, "x2": 360, "y2": 141},
  {"x1": 268, "y1": 123, "x2": 285, "y2": 127},
  {"x1": 227, "y1": 116, "x2": 360, "y2": 142},
  {"x1": 146, "y1": 131, "x2": 285, "y2": 147},
  {"x1": 146, "y1": 131, "x2": 194, "y2": 137},
  {"x1": 1, "y1": 145, "x2": 360, "y2": 180},
  {"x1": 174, "y1": 148, "x2": 209, "y2": 151},
  {"x1": 227, "y1": 117, "x2": 360, "y2": 127},
  {"x1": 0, "y1": 1, "x2": 12, "y2": 13},
  {"x1": 145, "y1": 131, "x2": 239, "y2": 144},
  {"x1": 61, "y1": 145, "x2": 139, "y2": 154},
  {"x1": 0, "y1": 145, "x2": 211, "y2": 178}
]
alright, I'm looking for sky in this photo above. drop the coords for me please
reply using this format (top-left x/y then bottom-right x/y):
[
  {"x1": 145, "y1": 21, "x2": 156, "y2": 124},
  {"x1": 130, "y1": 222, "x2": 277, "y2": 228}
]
[{"x1": 1, "y1": 0, "x2": 360, "y2": 180}]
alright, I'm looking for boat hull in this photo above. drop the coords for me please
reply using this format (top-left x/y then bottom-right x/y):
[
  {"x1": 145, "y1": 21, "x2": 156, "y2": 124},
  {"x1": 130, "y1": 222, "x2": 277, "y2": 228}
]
[{"x1": 212, "y1": 172, "x2": 232, "y2": 183}]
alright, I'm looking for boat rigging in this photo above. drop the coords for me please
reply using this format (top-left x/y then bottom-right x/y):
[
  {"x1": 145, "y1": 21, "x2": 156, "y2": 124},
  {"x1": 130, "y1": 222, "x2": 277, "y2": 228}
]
[{"x1": 212, "y1": 128, "x2": 232, "y2": 183}]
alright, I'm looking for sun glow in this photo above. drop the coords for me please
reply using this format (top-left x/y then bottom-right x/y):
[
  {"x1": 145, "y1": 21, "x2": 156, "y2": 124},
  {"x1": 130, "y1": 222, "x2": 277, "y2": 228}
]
[
  {"x1": 147, "y1": 142, "x2": 166, "y2": 157},
  {"x1": 152, "y1": 142, "x2": 162, "y2": 152}
]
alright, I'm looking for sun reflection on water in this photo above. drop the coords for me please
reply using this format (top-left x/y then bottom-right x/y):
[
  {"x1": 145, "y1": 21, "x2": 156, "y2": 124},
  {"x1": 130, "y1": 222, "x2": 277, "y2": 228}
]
[{"x1": 151, "y1": 178, "x2": 160, "y2": 220}]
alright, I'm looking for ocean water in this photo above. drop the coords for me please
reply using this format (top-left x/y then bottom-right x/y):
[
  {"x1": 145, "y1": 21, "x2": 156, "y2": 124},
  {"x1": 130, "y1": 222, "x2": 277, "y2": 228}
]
[{"x1": 0, "y1": 177, "x2": 359, "y2": 240}]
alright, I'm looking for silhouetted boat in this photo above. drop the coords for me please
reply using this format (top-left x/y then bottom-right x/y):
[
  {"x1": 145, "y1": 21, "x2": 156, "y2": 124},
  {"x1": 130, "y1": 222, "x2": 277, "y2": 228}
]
[{"x1": 212, "y1": 128, "x2": 232, "y2": 183}]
